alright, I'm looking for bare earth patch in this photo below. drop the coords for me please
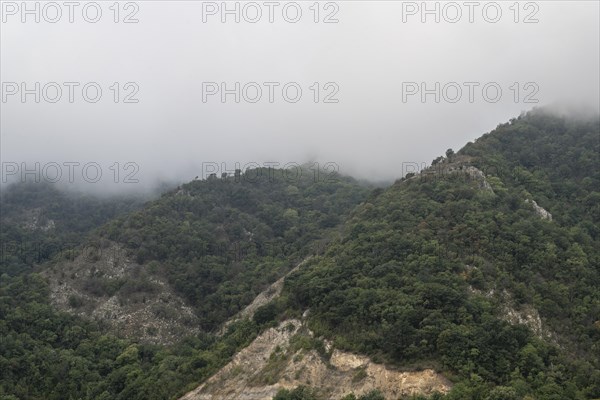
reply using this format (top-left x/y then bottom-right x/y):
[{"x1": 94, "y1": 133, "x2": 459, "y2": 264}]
[
  {"x1": 180, "y1": 319, "x2": 451, "y2": 400},
  {"x1": 44, "y1": 241, "x2": 199, "y2": 345}
]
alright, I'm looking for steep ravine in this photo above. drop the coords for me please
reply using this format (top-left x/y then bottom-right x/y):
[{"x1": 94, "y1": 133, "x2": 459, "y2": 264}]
[{"x1": 219, "y1": 257, "x2": 312, "y2": 335}]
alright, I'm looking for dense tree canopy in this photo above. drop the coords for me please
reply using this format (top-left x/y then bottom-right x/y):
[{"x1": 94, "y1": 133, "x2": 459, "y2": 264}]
[
  {"x1": 0, "y1": 183, "x2": 146, "y2": 276},
  {"x1": 1, "y1": 166, "x2": 372, "y2": 399},
  {"x1": 95, "y1": 166, "x2": 372, "y2": 330},
  {"x1": 282, "y1": 110, "x2": 600, "y2": 399}
]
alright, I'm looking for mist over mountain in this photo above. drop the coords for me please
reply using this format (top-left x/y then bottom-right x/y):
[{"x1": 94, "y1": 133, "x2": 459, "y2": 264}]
[
  {"x1": 2, "y1": 1, "x2": 599, "y2": 191},
  {"x1": 2, "y1": 1, "x2": 600, "y2": 399},
  {"x1": 1, "y1": 108, "x2": 599, "y2": 400}
]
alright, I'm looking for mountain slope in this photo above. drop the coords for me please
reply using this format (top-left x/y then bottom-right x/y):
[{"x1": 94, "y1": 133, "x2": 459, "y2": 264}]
[
  {"x1": 1, "y1": 109, "x2": 598, "y2": 400},
  {"x1": 276, "y1": 109, "x2": 600, "y2": 399},
  {"x1": 52, "y1": 166, "x2": 372, "y2": 336},
  {"x1": 180, "y1": 319, "x2": 451, "y2": 400},
  {"x1": 1, "y1": 167, "x2": 372, "y2": 400},
  {"x1": 0, "y1": 182, "x2": 147, "y2": 276}
]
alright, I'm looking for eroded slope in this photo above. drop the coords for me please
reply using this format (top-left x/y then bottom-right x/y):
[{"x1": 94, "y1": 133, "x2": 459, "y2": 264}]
[
  {"x1": 44, "y1": 241, "x2": 199, "y2": 345},
  {"x1": 181, "y1": 320, "x2": 450, "y2": 400}
]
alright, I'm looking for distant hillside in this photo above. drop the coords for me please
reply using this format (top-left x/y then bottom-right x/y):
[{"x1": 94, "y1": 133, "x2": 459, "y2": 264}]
[
  {"x1": 37, "y1": 166, "x2": 371, "y2": 347},
  {"x1": 1, "y1": 166, "x2": 372, "y2": 400},
  {"x1": 0, "y1": 183, "x2": 147, "y2": 276},
  {"x1": 85, "y1": 166, "x2": 371, "y2": 332}
]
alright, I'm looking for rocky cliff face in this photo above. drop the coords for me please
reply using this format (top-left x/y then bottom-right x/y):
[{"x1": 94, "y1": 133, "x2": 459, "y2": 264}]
[
  {"x1": 180, "y1": 319, "x2": 451, "y2": 400},
  {"x1": 407, "y1": 156, "x2": 495, "y2": 194},
  {"x1": 525, "y1": 199, "x2": 553, "y2": 220},
  {"x1": 44, "y1": 241, "x2": 199, "y2": 345}
]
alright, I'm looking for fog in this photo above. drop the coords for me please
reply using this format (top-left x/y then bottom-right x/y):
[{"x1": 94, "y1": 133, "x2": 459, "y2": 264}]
[{"x1": 1, "y1": 0, "x2": 599, "y2": 194}]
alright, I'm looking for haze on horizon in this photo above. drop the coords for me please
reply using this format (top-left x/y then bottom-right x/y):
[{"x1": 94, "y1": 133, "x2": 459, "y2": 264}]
[{"x1": 1, "y1": 0, "x2": 599, "y2": 194}]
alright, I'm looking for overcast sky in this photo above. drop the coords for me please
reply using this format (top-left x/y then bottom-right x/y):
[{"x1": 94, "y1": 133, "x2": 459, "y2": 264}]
[{"x1": 1, "y1": 0, "x2": 599, "y2": 192}]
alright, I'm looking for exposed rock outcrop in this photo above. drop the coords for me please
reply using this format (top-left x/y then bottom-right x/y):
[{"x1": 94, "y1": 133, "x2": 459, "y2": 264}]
[
  {"x1": 525, "y1": 199, "x2": 552, "y2": 220},
  {"x1": 469, "y1": 285, "x2": 553, "y2": 341},
  {"x1": 463, "y1": 166, "x2": 494, "y2": 192},
  {"x1": 408, "y1": 157, "x2": 495, "y2": 194},
  {"x1": 220, "y1": 257, "x2": 311, "y2": 334},
  {"x1": 44, "y1": 241, "x2": 199, "y2": 345},
  {"x1": 181, "y1": 320, "x2": 451, "y2": 400},
  {"x1": 502, "y1": 302, "x2": 545, "y2": 338},
  {"x1": 21, "y1": 207, "x2": 56, "y2": 232}
]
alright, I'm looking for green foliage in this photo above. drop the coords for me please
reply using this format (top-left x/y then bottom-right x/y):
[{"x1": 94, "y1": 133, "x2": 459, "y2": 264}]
[
  {"x1": 0, "y1": 273, "x2": 261, "y2": 400},
  {"x1": 0, "y1": 182, "x2": 145, "y2": 276},
  {"x1": 1, "y1": 111, "x2": 599, "y2": 400},
  {"x1": 288, "y1": 332, "x2": 327, "y2": 357},
  {"x1": 283, "y1": 110, "x2": 600, "y2": 399},
  {"x1": 95, "y1": 166, "x2": 371, "y2": 331},
  {"x1": 273, "y1": 386, "x2": 320, "y2": 400},
  {"x1": 0, "y1": 166, "x2": 370, "y2": 399},
  {"x1": 67, "y1": 294, "x2": 85, "y2": 308},
  {"x1": 356, "y1": 391, "x2": 385, "y2": 400},
  {"x1": 274, "y1": 386, "x2": 396, "y2": 400},
  {"x1": 254, "y1": 302, "x2": 281, "y2": 325}
]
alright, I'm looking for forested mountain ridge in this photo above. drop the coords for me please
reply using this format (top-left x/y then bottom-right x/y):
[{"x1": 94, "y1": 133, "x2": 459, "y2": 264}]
[
  {"x1": 276, "y1": 109, "x2": 600, "y2": 399},
  {"x1": 1, "y1": 109, "x2": 599, "y2": 400},
  {"x1": 84, "y1": 166, "x2": 371, "y2": 332},
  {"x1": 1, "y1": 166, "x2": 373, "y2": 399}
]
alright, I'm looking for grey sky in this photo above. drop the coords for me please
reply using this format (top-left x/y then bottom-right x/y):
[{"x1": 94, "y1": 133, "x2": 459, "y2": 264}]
[{"x1": 1, "y1": 0, "x2": 599, "y2": 192}]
